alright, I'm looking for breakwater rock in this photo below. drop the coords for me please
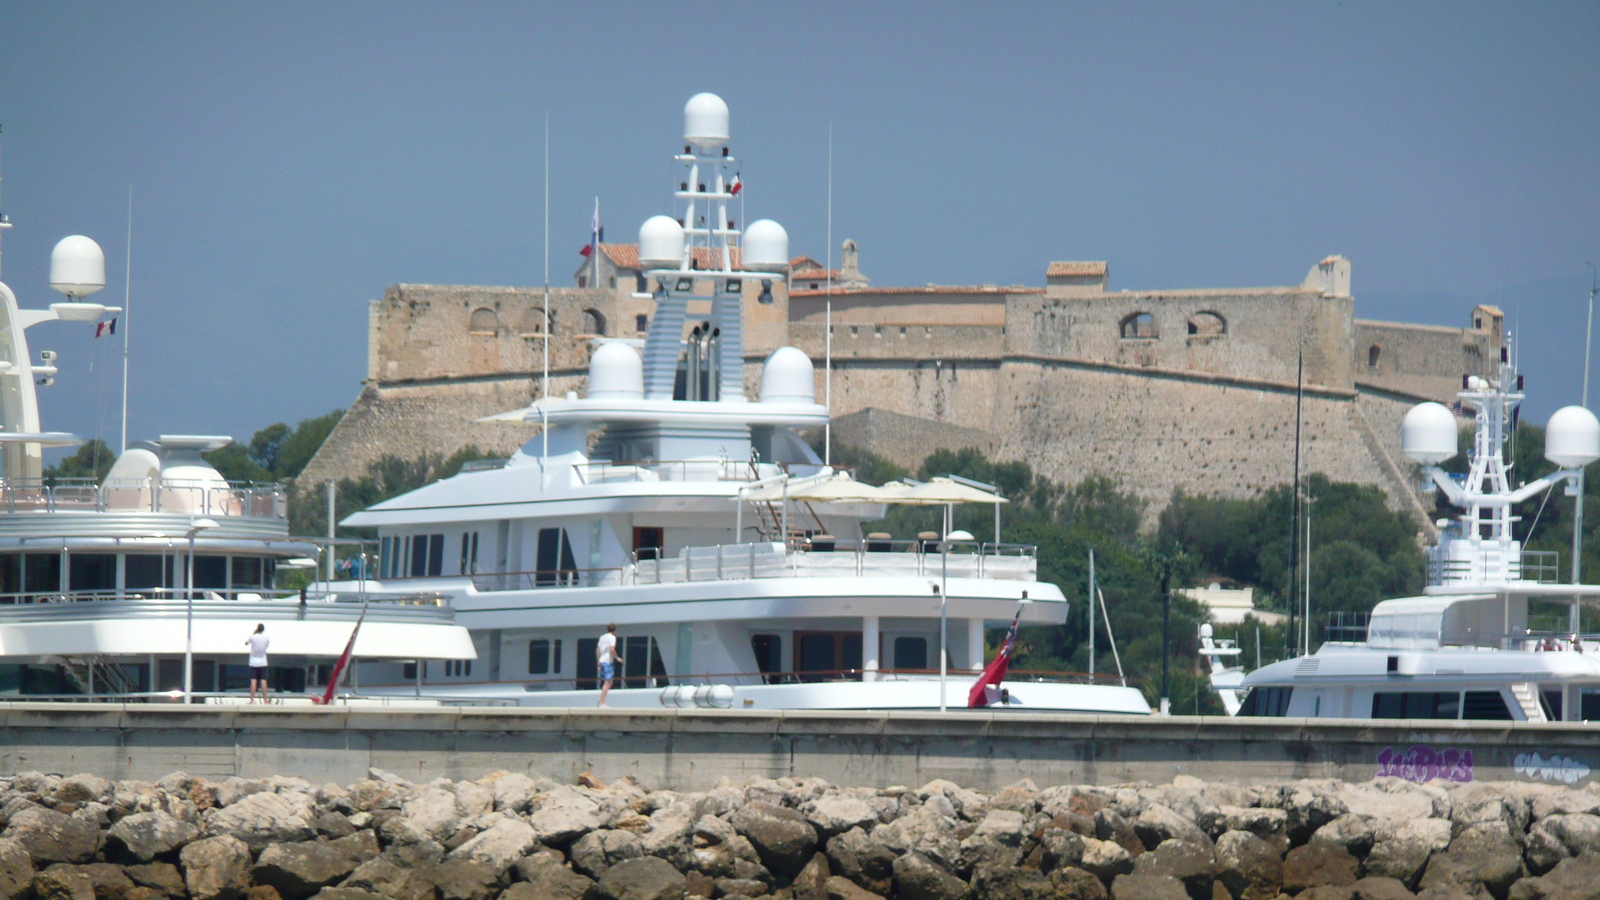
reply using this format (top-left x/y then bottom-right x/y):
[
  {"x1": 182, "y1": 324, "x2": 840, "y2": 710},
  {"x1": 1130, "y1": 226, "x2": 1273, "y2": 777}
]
[{"x1": 1, "y1": 770, "x2": 1598, "y2": 900}]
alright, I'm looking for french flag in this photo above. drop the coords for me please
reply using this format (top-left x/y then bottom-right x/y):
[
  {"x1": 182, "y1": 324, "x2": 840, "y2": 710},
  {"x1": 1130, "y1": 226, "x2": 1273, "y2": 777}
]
[
  {"x1": 729, "y1": 173, "x2": 742, "y2": 196},
  {"x1": 579, "y1": 198, "x2": 601, "y2": 257},
  {"x1": 968, "y1": 607, "x2": 1022, "y2": 708},
  {"x1": 94, "y1": 318, "x2": 117, "y2": 338}
]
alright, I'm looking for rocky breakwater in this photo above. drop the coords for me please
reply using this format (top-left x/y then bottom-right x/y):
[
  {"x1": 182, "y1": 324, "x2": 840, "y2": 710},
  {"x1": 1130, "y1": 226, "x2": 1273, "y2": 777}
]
[{"x1": 2, "y1": 771, "x2": 1600, "y2": 900}]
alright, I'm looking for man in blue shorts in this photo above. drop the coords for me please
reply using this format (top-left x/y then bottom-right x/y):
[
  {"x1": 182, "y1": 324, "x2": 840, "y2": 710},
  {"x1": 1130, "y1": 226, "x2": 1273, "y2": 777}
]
[{"x1": 597, "y1": 623, "x2": 623, "y2": 706}]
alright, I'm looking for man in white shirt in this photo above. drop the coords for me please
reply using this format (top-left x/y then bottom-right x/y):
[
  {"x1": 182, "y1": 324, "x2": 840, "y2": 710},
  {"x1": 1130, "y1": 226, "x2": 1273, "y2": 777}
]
[
  {"x1": 246, "y1": 624, "x2": 270, "y2": 704},
  {"x1": 597, "y1": 623, "x2": 623, "y2": 706}
]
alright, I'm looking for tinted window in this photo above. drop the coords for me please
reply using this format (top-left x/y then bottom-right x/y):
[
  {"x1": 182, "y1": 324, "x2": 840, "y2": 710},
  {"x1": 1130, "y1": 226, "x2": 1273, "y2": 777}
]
[
  {"x1": 193, "y1": 556, "x2": 226, "y2": 589},
  {"x1": 24, "y1": 553, "x2": 60, "y2": 595},
  {"x1": 233, "y1": 557, "x2": 264, "y2": 588},
  {"x1": 1373, "y1": 691, "x2": 1460, "y2": 719},
  {"x1": 69, "y1": 554, "x2": 116, "y2": 592},
  {"x1": 895, "y1": 636, "x2": 928, "y2": 670},
  {"x1": 1241, "y1": 686, "x2": 1294, "y2": 717},
  {"x1": 1463, "y1": 690, "x2": 1514, "y2": 720},
  {"x1": 529, "y1": 639, "x2": 550, "y2": 675}
]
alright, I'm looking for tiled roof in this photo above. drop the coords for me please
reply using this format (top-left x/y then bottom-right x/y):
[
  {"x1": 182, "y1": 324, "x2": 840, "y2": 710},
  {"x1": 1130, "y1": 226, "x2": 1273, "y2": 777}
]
[
  {"x1": 1046, "y1": 261, "x2": 1107, "y2": 278},
  {"x1": 598, "y1": 243, "x2": 744, "y2": 271},
  {"x1": 791, "y1": 285, "x2": 1043, "y2": 298}
]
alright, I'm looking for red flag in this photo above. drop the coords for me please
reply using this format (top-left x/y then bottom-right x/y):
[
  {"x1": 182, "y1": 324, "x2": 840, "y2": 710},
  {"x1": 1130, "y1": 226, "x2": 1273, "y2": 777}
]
[
  {"x1": 729, "y1": 173, "x2": 742, "y2": 196},
  {"x1": 968, "y1": 608, "x2": 1022, "y2": 708},
  {"x1": 314, "y1": 600, "x2": 370, "y2": 705}
]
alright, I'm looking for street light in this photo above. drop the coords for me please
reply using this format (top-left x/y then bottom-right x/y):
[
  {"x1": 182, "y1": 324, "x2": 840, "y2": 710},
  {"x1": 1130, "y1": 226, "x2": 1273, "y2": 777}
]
[
  {"x1": 938, "y1": 529, "x2": 975, "y2": 713},
  {"x1": 183, "y1": 517, "x2": 220, "y2": 705}
]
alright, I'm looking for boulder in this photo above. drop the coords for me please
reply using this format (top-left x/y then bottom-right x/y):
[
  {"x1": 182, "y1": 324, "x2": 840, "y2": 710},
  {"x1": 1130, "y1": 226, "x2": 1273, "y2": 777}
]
[
  {"x1": 313, "y1": 813, "x2": 357, "y2": 841},
  {"x1": 309, "y1": 890, "x2": 384, "y2": 900},
  {"x1": 32, "y1": 867, "x2": 96, "y2": 900},
  {"x1": 892, "y1": 851, "x2": 968, "y2": 900},
  {"x1": 124, "y1": 863, "x2": 186, "y2": 898},
  {"x1": 824, "y1": 874, "x2": 884, "y2": 900},
  {"x1": 1507, "y1": 853, "x2": 1600, "y2": 900},
  {"x1": 430, "y1": 859, "x2": 508, "y2": 900},
  {"x1": 341, "y1": 855, "x2": 433, "y2": 900},
  {"x1": 792, "y1": 852, "x2": 830, "y2": 900},
  {"x1": 1040, "y1": 828, "x2": 1088, "y2": 874},
  {"x1": 252, "y1": 841, "x2": 363, "y2": 899},
  {"x1": 825, "y1": 828, "x2": 895, "y2": 897},
  {"x1": 1284, "y1": 843, "x2": 1361, "y2": 893},
  {"x1": 1132, "y1": 840, "x2": 1214, "y2": 900},
  {"x1": 1052, "y1": 867, "x2": 1111, "y2": 900},
  {"x1": 1433, "y1": 825, "x2": 1524, "y2": 900},
  {"x1": 1524, "y1": 814, "x2": 1600, "y2": 875},
  {"x1": 1096, "y1": 810, "x2": 1147, "y2": 858},
  {"x1": 205, "y1": 792, "x2": 315, "y2": 851},
  {"x1": 1449, "y1": 785, "x2": 1528, "y2": 838},
  {"x1": 448, "y1": 819, "x2": 539, "y2": 870},
  {"x1": 957, "y1": 809, "x2": 1026, "y2": 874},
  {"x1": 0, "y1": 837, "x2": 35, "y2": 900},
  {"x1": 594, "y1": 857, "x2": 685, "y2": 900},
  {"x1": 1269, "y1": 782, "x2": 1349, "y2": 844},
  {"x1": 180, "y1": 836, "x2": 253, "y2": 900},
  {"x1": 486, "y1": 774, "x2": 540, "y2": 815},
  {"x1": 1529, "y1": 791, "x2": 1600, "y2": 823},
  {"x1": 1134, "y1": 806, "x2": 1210, "y2": 853},
  {"x1": 730, "y1": 802, "x2": 818, "y2": 877},
  {"x1": 1338, "y1": 783, "x2": 1443, "y2": 824},
  {"x1": 1366, "y1": 819, "x2": 1452, "y2": 889},
  {"x1": 42, "y1": 864, "x2": 137, "y2": 900},
  {"x1": 53, "y1": 776, "x2": 112, "y2": 807},
  {"x1": 1082, "y1": 839, "x2": 1136, "y2": 885},
  {"x1": 1213, "y1": 830, "x2": 1282, "y2": 900},
  {"x1": 398, "y1": 790, "x2": 461, "y2": 841},
  {"x1": 1315, "y1": 815, "x2": 1380, "y2": 857},
  {"x1": 530, "y1": 789, "x2": 604, "y2": 847},
  {"x1": 1301, "y1": 888, "x2": 1357, "y2": 900},
  {"x1": 872, "y1": 805, "x2": 961, "y2": 871},
  {"x1": 569, "y1": 830, "x2": 644, "y2": 880},
  {"x1": 1350, "y1": 876, "x2": 1417, "y2": 900},
  {"x1": 1218, "y1": 807, "x2": 1287, "y2": 841},
  {"x1": 803, "y1": 796, "x2": 880, "y2": 839},
  {"x1": 107, "y1": 812, "x2": 200, "y2": 863},
  {"x1": 6, "y1": 806, "x2": 103, "y2": 864},
  {"x1": 968, "y1": 865, "x2": 1056, "y2": 900},
  {"x1": 1111, "y1": 874, "x2": 1190, "y2": 900}
]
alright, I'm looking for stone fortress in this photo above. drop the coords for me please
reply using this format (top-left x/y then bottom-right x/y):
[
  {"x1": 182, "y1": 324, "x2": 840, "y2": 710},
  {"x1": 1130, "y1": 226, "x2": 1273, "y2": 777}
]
[{"x1": 300, "y1": 242, "x2": 1502, "y2": 529}]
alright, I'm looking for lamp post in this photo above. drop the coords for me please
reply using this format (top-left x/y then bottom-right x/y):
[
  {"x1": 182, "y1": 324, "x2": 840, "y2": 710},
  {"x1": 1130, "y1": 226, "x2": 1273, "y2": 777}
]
[
  {"x1": 182, "y1": 517, "x2": 220, "y2": 704},
  {"x1": 939, "y1": 538, "x2": 948, "y2": 713}
]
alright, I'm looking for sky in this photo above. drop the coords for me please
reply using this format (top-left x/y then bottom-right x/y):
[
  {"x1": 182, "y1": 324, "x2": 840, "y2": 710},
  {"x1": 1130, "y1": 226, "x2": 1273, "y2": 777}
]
[{"x1": 0, "y1": 1, "x2": 1597, "y2": 459}]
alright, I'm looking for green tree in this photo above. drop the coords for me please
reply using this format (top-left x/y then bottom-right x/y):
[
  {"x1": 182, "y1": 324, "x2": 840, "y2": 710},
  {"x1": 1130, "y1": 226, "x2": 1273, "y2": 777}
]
[{"x1": 43, "y1": 439, "x2": 115, "y2": 482}]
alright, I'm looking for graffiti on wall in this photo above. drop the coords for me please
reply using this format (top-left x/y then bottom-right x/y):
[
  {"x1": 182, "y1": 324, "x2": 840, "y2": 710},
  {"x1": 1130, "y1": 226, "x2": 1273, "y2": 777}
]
[
  {"x1": 1376, "y1": 745, "x2": 1474, "y2": 783},
  {"x1": 1514, "y1": 752, "x2": 1593, "y2": 784}
]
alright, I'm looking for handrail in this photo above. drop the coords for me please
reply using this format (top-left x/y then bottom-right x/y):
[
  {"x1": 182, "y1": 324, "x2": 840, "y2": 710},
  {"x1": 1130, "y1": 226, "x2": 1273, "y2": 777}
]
[
  {"x1": 0, "y1": 587, "x2": 449, "y2": 606},
  {"x1": 0, "y1": 476, "x2": 287, "y2": 519},
  {"x1": 363, "y1": 666, "x2": 1137, "y2": 691}
]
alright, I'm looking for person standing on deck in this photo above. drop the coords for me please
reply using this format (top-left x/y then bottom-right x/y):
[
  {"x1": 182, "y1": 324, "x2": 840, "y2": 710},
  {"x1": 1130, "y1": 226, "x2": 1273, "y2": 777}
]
[
  {"x1": 597, "y1": 624, "x2": 624, "y2": 706},
  {"x1": 246, "y1": 624, "x2": 270, "y2": 704}
]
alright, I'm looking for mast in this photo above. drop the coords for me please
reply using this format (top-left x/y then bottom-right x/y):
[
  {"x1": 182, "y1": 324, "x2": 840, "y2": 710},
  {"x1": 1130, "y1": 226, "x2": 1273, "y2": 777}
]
[
  {"x1": 1288, "y1": 348, "x2": 1303, "y2": 655},
  {"x1": 541, "y1": 113, "x2": 549, "y2": 400},
  {"x1": 824, "y1": 123, "x2": 833, "y2": 465},
  {"x1": 120, "y1": 186, "x2": 132, "y2": 453}
]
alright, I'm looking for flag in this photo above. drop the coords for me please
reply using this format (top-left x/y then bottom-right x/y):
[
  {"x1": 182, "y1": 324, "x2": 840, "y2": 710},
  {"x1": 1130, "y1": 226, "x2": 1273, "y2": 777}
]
[
  {"x1": 94, "y1": 318, "x2": 117, "y2": 338},
  {"x1": 314, "y1": 598, "x2": 370, "y2": 705},
  {"x1": 968, "y1": 607, "x2": 1023, "y2": 708},
  {"x1": 729, "y1": 173, "x2": 742, "y2": 196},
  {"x1": 578, "y1": 197, "x2": 600, "y2": 257}
]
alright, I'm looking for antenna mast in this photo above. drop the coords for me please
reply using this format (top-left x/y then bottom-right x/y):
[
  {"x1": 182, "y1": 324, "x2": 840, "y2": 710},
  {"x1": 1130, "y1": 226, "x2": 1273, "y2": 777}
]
[
  {"x1": 541, "y1": 113, "x2": 550, "y2": 400},
  {"x1": 0, "y1": 124, "x2": 10, "y2": 278},
  {"x1": 120, "y1": 186, "x2": 132, "y2": 452},
  {"x1": 824, "y1": 123, "x2": 833, "y2": 466}
]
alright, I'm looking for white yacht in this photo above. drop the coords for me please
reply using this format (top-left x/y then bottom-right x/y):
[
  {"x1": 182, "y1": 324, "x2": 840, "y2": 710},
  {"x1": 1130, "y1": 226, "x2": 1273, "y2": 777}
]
[
  {"x1": 339, "y1": 94, "x2": 1150, "y2": 714},
  {"x1": 1205, "y1": 343, "x2": 1600, "y2": 722},
  {"x1": 0, "y1": 182, "x2": 474, "y2": 703}
]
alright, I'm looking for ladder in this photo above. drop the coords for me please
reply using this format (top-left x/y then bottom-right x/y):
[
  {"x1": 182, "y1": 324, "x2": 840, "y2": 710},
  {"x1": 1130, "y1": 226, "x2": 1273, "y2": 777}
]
[
  {"x1": 59, "y1": 655, "x2": 143, "y2": 698},
  {"x1": 1510, "y1": 682, "x2": 1546, "y2": 722}
]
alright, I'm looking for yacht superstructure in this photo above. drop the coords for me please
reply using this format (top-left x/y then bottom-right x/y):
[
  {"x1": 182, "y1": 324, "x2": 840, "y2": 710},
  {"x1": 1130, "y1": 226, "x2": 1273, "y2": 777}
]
[
  {"x1": 0, "y1": 164, "x2": 475, "y2": 703},
  {"x1": 1206, "y1": 340, "x2": 1600, "y2": 722},
  {"x1": 340, "y1": 94, "x2": 1150, "y2": 714}
]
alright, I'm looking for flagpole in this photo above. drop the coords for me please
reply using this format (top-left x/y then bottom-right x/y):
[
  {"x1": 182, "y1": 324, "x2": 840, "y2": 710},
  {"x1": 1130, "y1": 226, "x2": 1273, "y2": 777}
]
[
  {"x1": 824, "y1": 123, "x2": 833, "y2": 467},
  {"x1": 541, "y1": 112, "x2": 550, "y2": 400},
  {"x1": 120, "y1": 185, "x2": 132, "y2": 453}
]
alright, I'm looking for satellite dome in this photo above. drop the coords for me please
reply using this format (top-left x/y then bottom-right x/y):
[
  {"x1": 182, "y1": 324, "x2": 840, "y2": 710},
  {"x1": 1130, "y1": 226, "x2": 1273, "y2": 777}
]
[
  {"x1": 49, "y1": 235, "x2": 106, "y2": 298},
  {"x1": 1546, "y1": 405, "x2": 1600, "y2": 469},
  {"x1": 684, "y1": 93, "x2": 730, "y2": 150},
  {"x1": 1401, "y1": 402, "x2": 1458, "y2": 465},
  {"x1": 638, "y1": 215, "x2": 685, "y2": 269},
  {"x1": 743, "y1": 220, "x2": 789, "y2": 273},
  {"x1": 587, "y1": 342, "x2": 644, "y2": 400},
  {"x1": 760, "y1": 346, "x2": 815, "y2": 404}
]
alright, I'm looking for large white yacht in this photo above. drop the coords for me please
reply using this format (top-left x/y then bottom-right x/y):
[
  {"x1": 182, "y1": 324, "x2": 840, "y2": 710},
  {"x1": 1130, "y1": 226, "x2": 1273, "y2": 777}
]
[
  {"x1": 0, "y1": 179, "x2": 474, "y2": 702},
  {"x1": 339, "y1": 94, "x2": 1150, "y2": 714},
  {"x1": 1204, "y1": 342, "x2": 1600, "y2": 722}
]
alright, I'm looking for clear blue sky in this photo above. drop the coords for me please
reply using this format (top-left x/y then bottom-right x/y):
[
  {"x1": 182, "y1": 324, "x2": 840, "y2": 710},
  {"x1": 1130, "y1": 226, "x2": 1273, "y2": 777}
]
[{"x1": 1, "y1": 1, "x2": 1596, "y2": 455}]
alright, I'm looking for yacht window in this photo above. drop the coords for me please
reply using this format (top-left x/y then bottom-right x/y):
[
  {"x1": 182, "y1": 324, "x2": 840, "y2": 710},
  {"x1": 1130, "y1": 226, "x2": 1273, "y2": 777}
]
[
  {"x1": 634, "y1": 527, "x2": 664, "y2": 561},
  {"x1": 124, "y1": 555, "x2": 165, "y2": 591},
  {"x1": 380, "y1": 537, "x2": 393, "y2": 578},
  {"x1": 24, "y1": 553, "x2": 60, "y2": 597},
  {"x1": 536, "y1": 528, "x2": 577, "y2": 586},
  {"x1": 233, "y1": 557, "x2": 264, "y2": 588},
  {"x1": 623, "y1": 635, "x2": 668, "y2": 688},
  {"x1": 428, "y1": 535, "x2": 443, "y2": 576},
  {"x1": 1372, "y1": 691, "x2": 1460, "y2": 719},
  {"x1": 1239, "y1": 686, "x2": 1294, "y2": 717},
  {"x1": 69, "y1": 554, "x2": 116, "y2": 593},
  {"x1": 0, "y1": 555, "x2": 19, "y2": 599},
  {"x1": 1542, "y1": 689, "x2": 1563, "y2": 721},
  {"x1": 529, "y1": 639, "x2": 563, "y2": 675},
  {"x1": 894, "y1": 637, "x2": 929, "y2": 670},
  {"x1": 751, "y1": 635, "x2": 782, "y2": 682},
  {"x1": 408, "y1": 534, "x2": 444, "y2": 578},
  {"x1": 460, "y1": 533, "x2": 480, "y2": 575},
  {"x1": 577, "y1": 637, "x2": 598, "y2": 689},
  {"x1": 1462, "y1": 690, "x2": 1514, "y2": 720},
  {"x1": 796, "y1": 631, "x2": 863, "y2": 682},
  {"x1": 194, "y1": 557, "x2": 227, "y2": 590}
]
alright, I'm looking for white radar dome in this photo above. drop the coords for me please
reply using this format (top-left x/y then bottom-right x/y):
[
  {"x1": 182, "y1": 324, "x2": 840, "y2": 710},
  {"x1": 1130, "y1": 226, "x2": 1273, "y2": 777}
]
[
  {"x1": 638, "y1": 216, "x2": 685, "y2": 269},
  {"x1": 742, "y1": 219, "x2": 789, "y2": 273},
  {"x1": 49, "y1": 235, "x2": 106, "y2": 298},
  {"x1": 1546, "y1": 405, "x2": 1600, "y2": 469},
  {"x1": 1401, "y1": 402, "x2": 1458, "y2": 465},
  {"x1": 587, "y1": 342, "x2": 644, "y2": 400},
  {"x1": 684, "y1": 93, "x2": 730, "y2": 149},
  {"x1": 760, "y1": 346, "x2": 815, "y2": 404}
]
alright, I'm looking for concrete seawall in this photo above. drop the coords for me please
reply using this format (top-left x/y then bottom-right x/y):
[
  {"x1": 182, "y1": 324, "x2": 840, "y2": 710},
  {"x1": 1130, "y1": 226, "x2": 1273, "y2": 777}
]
[{"x1": 2, "y1": 703, "x2": 1595, "y2": 790}]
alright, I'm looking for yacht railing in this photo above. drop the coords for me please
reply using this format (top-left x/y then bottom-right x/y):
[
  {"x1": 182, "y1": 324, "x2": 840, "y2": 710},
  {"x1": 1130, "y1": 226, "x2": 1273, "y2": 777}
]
[
  {"x1": 0, "y1": 691, "x2": 518, "y2": 707},
  {"x1": 362, "y1": 667, "x2": 1132, "y2": 693},
  {"x1": 0, "y1": 477, "x2": 287, "y2": 519},
  {"x1": 0, "y1": 587, "x2": 450, "y2": 609},
  {"x1": 572, "y1": 459, "x2": 846, "y2": 486},
  {"x1": 629, "y1": 539, "x2": 1037, "y2": 585},
  {"x1": 1426, "y1": 549, "x2": 1561, "y2": 586}
]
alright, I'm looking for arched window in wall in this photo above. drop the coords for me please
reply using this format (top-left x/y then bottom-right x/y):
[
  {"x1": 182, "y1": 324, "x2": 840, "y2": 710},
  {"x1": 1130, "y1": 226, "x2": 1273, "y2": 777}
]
[
  {"x1": 1187, "y1": 312, "x2": 1226, "y2": 337},
  {"x1": 582, "y1": 309, "x2": 607, "y2": 336},
  {"x1": 469, "y1": 308, "x2": 499, "y2": 335},
  {"x1": 1369, "y1": 345, "x2": 1382, "y2": 368},
  {"x1": 1119, "y1": 312, "x2": 1158, "y2": 340}
]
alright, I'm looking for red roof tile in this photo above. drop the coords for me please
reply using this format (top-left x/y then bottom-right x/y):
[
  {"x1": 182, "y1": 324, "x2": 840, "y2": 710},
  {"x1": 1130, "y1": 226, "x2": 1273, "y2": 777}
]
[
  {"x1": 598, "y1": 243, "x2": 744, "y2": 271},
  {"x1": 1046, "y1": 261, "x2": 1107, "y2": 278}
]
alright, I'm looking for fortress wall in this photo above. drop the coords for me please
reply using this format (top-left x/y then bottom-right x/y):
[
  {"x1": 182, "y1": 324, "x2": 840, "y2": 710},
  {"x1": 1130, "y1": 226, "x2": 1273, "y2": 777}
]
[
  {"x1": 1354, "y1": 318, "x2": 1496, "y2": 403},
  {"x1": 788, "y1": 290, "x2": 1013, "y2": 327},
  {"x1": 828, "y1": 408, "x2": 996, "y2": 470},
  {"x1": 990, "y1": 360, "x2": 1387, "y2": 522},
  {"x1": 1005, "y1": 289, "x2": 1356, "y2": 390}
]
